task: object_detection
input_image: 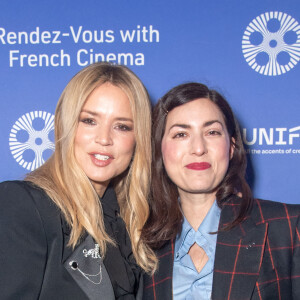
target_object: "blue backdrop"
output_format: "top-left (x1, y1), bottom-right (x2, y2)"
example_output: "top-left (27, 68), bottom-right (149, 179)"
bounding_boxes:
top-left (0, 0), bottom-right (299, 204)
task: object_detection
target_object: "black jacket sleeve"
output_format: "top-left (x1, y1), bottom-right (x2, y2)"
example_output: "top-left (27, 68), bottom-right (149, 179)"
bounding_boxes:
top-left (0, 181), bottom-right (47, 299)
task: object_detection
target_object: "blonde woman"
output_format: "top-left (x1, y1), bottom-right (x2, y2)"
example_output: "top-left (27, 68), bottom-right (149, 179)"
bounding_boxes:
top-left (0, 62), bottom-right (157, 300)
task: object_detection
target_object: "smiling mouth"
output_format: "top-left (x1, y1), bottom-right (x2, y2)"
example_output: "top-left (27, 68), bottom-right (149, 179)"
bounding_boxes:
top-left (94, 154), bottom-right (110, 161)
top-left (185, 162), bottom-right (211, 170)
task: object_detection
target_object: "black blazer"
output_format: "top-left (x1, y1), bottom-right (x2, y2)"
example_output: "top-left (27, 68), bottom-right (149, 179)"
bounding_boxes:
top-left (143, 197), bottom-right (300, 300)
top-left (0, 181), bottom-right (142, 300)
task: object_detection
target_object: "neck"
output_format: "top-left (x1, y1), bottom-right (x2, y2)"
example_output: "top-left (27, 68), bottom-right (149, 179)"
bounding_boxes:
top-left (179, 191), bottom-right (216, 231)
top-left (91, 180), bottom-right (110, 198)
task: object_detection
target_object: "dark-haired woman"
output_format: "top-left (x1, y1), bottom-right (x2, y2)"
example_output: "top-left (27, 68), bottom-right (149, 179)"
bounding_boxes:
top-left (142, 82), bottom-right (300, 300)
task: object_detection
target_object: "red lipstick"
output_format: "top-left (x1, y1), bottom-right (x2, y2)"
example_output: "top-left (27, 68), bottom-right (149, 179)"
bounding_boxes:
top-left (185, 162), bottom-right (211, 170)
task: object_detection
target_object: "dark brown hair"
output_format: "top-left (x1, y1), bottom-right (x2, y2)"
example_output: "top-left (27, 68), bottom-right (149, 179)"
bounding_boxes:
top-left (142, 82), bottom-right (253, 249)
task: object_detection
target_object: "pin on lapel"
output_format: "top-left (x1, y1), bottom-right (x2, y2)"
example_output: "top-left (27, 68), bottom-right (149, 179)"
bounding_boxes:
top-left (83, 243), bottom-right (101, 258)
top-left (68, 243), bottom-right (102, 285)
top-left (245, 242), bottom-right (256, 250)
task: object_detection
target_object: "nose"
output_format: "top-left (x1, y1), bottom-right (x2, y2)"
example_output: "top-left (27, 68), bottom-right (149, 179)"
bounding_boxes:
top-left (191, 135), bottom-right (207, 156)
top-left (95, 127), bottom-right (113, 146)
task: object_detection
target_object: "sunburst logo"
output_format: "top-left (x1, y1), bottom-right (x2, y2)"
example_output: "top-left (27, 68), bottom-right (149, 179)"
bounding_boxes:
top-left (9, 111), bottom-right (55, 171)
top-left (242, 11), bottom-right (300, 76)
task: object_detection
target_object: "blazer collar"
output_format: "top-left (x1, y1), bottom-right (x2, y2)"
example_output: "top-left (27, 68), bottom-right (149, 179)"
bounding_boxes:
top-left (63, 234), bottom-right (115, 300)
top-left (212, 197), bottom-right (268, 300)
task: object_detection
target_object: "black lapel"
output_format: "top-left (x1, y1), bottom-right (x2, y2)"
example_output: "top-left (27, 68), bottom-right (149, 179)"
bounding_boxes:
top-left (63, 234), bottom-right (115, 300)
top-left (212, 198), bottom-right (268, 300)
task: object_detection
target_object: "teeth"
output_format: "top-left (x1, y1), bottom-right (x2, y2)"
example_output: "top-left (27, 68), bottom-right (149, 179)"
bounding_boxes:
top-left (94, 154), bottom-right (110, 161)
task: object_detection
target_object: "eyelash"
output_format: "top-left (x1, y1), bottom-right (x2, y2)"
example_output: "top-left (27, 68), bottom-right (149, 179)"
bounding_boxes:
top-left (81, 118), bottom-right (96, 125)
top-left (172, 130), bottom-right (222, 139)
top-left (173, 132), bottom-right (187, 139)
top-left (207, 130), bottom-right (221, 136)
top-left (80, 118), bottom-right (132, 132)
top-left (116, 124), bottom-right (132, 131)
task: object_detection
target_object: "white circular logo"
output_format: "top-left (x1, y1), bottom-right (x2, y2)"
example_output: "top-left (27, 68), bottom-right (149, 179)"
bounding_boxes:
top-left (9, 111), bottom-right (55, 171)
top-left (242, 11), bottom-right (300, 76)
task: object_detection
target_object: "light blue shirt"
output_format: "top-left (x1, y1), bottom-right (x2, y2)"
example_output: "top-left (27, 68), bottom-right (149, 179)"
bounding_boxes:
top-left (173, 200), bottom-right (221, 300)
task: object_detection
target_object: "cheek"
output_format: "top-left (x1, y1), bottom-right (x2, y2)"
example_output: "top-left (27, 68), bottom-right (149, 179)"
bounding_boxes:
top-left (74, 128), bottom-right (95, 163)
top-left (215, 140), bottom-right (231, 169)
top-left (74, 129), bottom-right (84, 153)
top-left (161, 140), bottom-right (179, 172)
top-left (119, 135), bottom-right (136, 155)
top-left (75, 126), bottom-right (93, 147)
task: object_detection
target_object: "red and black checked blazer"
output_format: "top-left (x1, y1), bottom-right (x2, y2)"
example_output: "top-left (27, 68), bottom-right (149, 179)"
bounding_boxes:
top-left (143, 197), bottom-right (300, 300)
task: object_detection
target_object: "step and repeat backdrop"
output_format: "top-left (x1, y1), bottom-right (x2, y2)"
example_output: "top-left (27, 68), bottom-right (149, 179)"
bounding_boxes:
top-left (0, 0), bottom-right (299, 204)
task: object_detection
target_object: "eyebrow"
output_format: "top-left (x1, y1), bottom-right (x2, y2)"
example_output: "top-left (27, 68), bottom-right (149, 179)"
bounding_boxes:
top-left (80, 109), bottom-right (133, 122)
top-left (168, 120), bottom-right (224, 132)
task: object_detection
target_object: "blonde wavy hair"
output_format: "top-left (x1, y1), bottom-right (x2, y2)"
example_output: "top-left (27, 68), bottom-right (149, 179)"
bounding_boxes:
top-left (26, 62), bottom-right (157, 273)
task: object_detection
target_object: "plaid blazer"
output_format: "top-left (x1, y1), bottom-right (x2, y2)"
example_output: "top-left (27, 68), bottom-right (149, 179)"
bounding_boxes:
top-left (143, 198), bottom-right (300, 300)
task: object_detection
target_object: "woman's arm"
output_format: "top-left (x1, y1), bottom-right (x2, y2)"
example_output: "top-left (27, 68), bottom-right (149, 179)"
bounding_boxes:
top-left (0, 181), bottom-right (47, 299)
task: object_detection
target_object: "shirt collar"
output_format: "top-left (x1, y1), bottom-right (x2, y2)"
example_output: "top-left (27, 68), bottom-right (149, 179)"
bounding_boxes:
top-left (175, 200), bottom-right (221, 254)
top-left (100, 185), bottom-right (120, 219)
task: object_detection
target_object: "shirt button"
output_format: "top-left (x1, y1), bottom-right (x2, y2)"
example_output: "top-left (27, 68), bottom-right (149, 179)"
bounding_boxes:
top-left (176, 252), bottom-right (179, 258)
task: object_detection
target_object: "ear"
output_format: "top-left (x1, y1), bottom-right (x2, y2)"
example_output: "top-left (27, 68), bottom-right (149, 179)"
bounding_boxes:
top-left (230, 137), bottom-right (235, 160)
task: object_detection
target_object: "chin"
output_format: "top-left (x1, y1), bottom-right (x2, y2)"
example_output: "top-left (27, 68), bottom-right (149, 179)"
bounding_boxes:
top-left (86, 172), bottom-right (111, 183)
top-left (183, 184), bottom-right (217, 194)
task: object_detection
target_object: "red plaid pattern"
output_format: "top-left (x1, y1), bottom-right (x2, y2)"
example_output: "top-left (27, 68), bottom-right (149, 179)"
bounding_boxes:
top-left (143, 198), bottom-right (300, 300)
